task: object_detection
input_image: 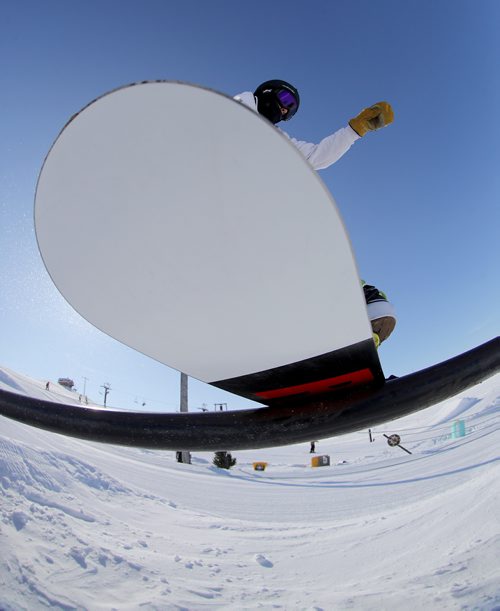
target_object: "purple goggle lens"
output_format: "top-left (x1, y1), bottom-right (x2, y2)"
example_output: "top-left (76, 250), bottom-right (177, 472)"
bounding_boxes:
top-left (276, 90), bottom-right (298, 119)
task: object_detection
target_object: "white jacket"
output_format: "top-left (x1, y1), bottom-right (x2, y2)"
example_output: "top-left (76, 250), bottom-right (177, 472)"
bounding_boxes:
top-left (234, 91), bottom-right (360, 171)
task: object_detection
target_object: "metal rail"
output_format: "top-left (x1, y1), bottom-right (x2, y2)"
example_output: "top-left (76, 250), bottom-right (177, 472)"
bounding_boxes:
top-left (0, 338), bottom-right (498, 451)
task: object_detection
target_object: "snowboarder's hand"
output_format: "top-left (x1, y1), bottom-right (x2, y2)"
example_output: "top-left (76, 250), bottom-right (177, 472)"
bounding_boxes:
top-left (349, 102), bottom-right (394, 137)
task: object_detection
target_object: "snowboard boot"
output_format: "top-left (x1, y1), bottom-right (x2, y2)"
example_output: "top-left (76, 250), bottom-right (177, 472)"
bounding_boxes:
top-left (362, 282), bottom-right (396, 346)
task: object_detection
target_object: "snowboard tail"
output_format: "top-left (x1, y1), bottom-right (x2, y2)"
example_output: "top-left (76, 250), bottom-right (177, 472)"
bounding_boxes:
top-left (212, 338), bottom-right (384, 402)
top-left (34, 81), bottom-right (376, 389)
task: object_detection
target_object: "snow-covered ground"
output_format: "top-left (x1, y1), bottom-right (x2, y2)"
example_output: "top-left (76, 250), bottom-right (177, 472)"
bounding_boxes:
top-left (1, 365), bottom-right (499, 610)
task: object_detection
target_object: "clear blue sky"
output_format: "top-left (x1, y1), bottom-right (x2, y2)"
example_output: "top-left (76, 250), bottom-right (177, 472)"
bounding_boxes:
top-left (1, 0), bottom-right (499, 412)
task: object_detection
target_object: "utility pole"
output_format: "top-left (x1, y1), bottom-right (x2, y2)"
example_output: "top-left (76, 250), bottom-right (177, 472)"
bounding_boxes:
top-left (180, 372), bottom-right (188, 413)
top-left (177, 373), bottom-right (191, 464)
top-left (83, 377), bottom-right (89, 398)
top-left (101, 383), bottom-right (111, 407)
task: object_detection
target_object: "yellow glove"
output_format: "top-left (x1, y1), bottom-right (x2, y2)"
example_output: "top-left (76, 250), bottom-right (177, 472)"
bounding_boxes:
top-left (349, 101), bottom-right (394, 137)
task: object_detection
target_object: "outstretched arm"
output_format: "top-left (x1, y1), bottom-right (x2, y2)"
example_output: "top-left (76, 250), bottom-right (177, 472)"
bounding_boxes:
top-left (281, 101), bottom-right (394, 171)
top-left (281, 126), bottom-right (360, 170)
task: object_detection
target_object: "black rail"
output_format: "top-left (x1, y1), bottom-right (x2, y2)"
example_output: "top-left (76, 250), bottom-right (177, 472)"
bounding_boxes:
top-left (0, 338), bottom-right (498, 451)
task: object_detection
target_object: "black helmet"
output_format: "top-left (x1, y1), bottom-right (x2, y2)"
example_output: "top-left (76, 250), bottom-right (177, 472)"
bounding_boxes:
top-left (253, 79), bottom-right (300, 124)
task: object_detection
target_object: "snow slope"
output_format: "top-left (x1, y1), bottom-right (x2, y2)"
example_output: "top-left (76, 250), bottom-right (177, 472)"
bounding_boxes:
top-left (1, 366), bottom-right (499, 610)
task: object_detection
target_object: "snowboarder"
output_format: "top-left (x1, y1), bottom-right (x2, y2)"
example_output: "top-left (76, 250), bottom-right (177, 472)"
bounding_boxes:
top-left (235, 80), bottom-right (396, 346)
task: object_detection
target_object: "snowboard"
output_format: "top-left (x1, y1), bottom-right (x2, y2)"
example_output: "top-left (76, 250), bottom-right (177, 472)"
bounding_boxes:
top-left (34, 80), bottom-right (383, 403)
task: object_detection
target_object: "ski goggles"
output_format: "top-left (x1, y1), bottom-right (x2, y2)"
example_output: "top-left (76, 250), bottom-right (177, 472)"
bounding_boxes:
top-left (276, 89), bottom-right (298, 120)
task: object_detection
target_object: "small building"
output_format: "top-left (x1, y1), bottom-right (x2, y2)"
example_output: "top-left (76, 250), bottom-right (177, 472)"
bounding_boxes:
top-left (58, 378), bottom-right (75, 390)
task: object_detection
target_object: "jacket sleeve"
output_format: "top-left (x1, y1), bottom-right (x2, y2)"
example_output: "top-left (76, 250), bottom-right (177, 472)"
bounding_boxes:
top-left (280, 126), bottom-right (361, 171)
top-left (233, 91), bottom-right (258, 112)
top-left (234, 92), bottom-right (360, 171)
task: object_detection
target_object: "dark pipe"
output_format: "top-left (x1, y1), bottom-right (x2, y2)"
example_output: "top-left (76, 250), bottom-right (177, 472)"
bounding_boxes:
top-left (0, 338), bottom-right (498, 450)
